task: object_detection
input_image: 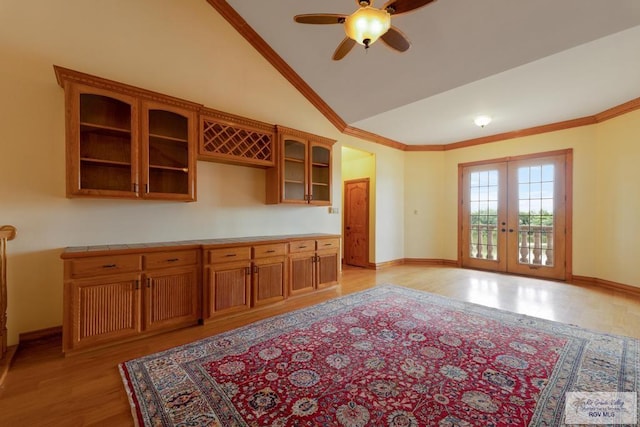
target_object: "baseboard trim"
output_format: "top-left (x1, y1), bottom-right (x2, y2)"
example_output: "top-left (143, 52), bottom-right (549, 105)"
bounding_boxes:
top-left (369, 258), bottom-right (459, 269)
top-left (0, 345), bottom-right (18, 387)
top-left (572, 275), bottom-right (640, 297)
top-left (403, 258), bottom-right (459, 267)
top-left (19, 326), bottom-right (62, 343)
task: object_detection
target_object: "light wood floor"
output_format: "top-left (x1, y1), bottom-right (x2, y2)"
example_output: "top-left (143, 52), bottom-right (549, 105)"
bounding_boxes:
top-left (1, 265), bottom-right (639, 426)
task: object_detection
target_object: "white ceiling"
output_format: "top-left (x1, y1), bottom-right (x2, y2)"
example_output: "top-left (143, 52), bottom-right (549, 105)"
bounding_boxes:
top-left (225, 0), bottom-right (640, 145)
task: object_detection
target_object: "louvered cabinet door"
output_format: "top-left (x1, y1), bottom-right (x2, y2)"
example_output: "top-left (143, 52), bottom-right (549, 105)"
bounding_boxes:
top-left (143, 266), bottom-right (200, 332)
top-left (288, 252), bottom-right (315, 296)
top-left (316, 249), bottom-right (339, 289)
top-left (253, 257), bottom-right (286, 307)
top-left (205, 260), bottom-right (252, 319)
top-left (68, 273), bottom-right (141, 352)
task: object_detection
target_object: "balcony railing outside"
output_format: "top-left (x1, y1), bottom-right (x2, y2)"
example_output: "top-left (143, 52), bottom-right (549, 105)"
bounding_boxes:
top-left (470, 224), bottom-right (553, 266)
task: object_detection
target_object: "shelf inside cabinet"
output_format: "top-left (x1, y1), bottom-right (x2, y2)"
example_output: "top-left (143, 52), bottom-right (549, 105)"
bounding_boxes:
top-left (148, 110), bottom-right (188, 142)
top-left (80, 161), bottom-right (132, 192)
top-left (80, 122), bottom-right (131, 136)
top-left (80, 157), bottom-right (132, 167)
top-left (148, 133), bottom-right (188, 143)
top-left (80, 94), bottom-right (131, 131)
top-left (149, 164), bottom-right (189, 172)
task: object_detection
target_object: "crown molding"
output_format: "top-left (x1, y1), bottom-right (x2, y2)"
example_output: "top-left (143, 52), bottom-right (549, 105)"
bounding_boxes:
top-left (204, 2), bottom-right (640, 153)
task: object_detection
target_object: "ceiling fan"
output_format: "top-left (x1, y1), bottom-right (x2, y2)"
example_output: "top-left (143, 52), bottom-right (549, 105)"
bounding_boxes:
top-left (294, 0), bottom-right (436, 60)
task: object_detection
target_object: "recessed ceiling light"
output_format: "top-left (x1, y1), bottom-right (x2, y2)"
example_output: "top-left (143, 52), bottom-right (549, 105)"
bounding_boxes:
top-left (474, 115), bottom-right (492, 128)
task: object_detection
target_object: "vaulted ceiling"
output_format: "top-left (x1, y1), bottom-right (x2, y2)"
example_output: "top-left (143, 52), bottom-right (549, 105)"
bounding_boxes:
top-left (213, 1), bottom-right (640, 147)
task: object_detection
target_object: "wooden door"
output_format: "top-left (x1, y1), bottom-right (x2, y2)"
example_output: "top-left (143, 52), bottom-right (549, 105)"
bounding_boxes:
top-left (461, 163), bottom-right (508, 272)
top-left (288, 252), bottom-right (315, 295)
top-left (310, 142), bottom-right (332, 205)
top-left (281, 136), bottom-right (309, 204)
top-left (506, 154), bottom-right (567, 280)
top-left (205, 261), bottom-right (251, 318)
top-left (344, 179), bottom-right (370, 267)
top-left (68, 84), bottom-right (139, 198)
top-left (253, 257), bottom-right (286, 306)
top-left (460, 151), bottom-right (569, 280)
top-left (69, 273), bottom-right (141, 350)
top-left (316, 250), bottom-right (339, 289)
top-left (144, 267), bottom-right (199, 332)
top-left (140, 101), bottom-right (196, 201)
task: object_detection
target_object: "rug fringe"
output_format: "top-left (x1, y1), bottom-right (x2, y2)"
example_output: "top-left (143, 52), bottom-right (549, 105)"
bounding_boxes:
top-left (118, 363), bottom-right (141, 427)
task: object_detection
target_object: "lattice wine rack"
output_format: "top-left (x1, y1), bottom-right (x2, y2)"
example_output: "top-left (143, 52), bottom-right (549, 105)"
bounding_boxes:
top-left (199, 108), bottom-right (275, 167)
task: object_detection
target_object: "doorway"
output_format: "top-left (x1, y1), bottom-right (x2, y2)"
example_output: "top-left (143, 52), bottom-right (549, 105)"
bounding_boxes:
top-left (344, 178), bottom-right (370, 267)
top-left (459, 150), bottom-right (572, 280)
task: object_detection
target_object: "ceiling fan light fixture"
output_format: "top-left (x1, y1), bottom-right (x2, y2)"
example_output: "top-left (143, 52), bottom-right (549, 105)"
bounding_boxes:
top-left (344, 6), bottom-right (391, 47)
top-left (474, 115), bottom-right (492, 128)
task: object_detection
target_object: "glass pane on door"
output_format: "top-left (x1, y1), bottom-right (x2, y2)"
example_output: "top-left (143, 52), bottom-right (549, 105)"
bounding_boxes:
top-left (517, 163), bottom-right (555, 266)
top-left (468, 170), bottom-right (499, 260)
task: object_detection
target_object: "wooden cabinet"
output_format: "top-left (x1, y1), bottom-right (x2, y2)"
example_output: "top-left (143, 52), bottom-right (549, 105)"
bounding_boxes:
top-left (54, 66), bottom-right (198, 201)
top-left (266, 126), bottom-right (335, 205)
top-left (288, 238), bottom-right (340, 295)
top-left (63, 249), bottom-right (200, 354)
top-left (204, 243), bottom-right (287, 318)
top-left (204, 247), bottom-right (252, 318)
top-left (252, 243), bottom-right (287, 306)
top-left (199, 107), bottom-right (275, 167)
top-left (143, 251), bottom-right (200, 332)
top-left (62, 235), bottom-right (339, 353)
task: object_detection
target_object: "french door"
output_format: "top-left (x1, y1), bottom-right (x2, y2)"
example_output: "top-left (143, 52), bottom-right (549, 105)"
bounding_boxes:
top-left (460, 151), bottom-right (570, 280)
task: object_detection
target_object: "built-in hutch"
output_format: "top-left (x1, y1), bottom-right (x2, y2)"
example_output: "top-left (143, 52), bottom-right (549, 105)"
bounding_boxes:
top-left (55, 67), bottom-right (341, 354)
top-left (61, 235), bottom-right (340, 354)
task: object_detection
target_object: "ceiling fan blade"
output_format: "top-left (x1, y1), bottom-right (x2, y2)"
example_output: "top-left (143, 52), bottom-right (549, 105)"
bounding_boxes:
top-left (294, 14), bottom-right (346, 24)
top-left (333, 37), bottom-right (356, 61)
top-left (380, 26), bottom-right (411, 52)
top-left (382, 0), bottom-right (436, 15)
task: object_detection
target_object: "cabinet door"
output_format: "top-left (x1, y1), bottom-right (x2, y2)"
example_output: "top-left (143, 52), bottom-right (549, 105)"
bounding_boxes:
top-left (144, 266), bottom-right (200, 332)
top-left (205, 260), bottom-right (251, 318)
top-left (288, 252), bottom-right (315, 296)
top-left (66, 273), bottom-right (141, 352)
top-left (140, 101), bottom-right (196, 201)
top-left (309, 142), bottom-right (332, 205)
top-left (281, 135), bottom-right (309, 204)
top-left (67, 84), bottom-right (139, 198)
top-left (253, 256), bottom-right (286, 306)
top-left (316, 249), bottom-right (340, 289)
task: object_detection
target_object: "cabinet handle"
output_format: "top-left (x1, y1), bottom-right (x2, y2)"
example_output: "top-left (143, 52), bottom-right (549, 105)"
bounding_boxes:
top-left (145, 184), bottom-right (149, 194)
top-left (323, 243), bottom-right (332, 246)
top-left (132, 183), bottom-right (138, 192)
top-left (166, 258), bottom-right (179, 262)
top-left (266, 249), bottom-right (276, 253)
top-left (298, 246), bottom-right (307, 249)
top-left (135, 280), bottom-right (139, 290)
top-left (147, 277), bottom-right (152, 288)
top-left (225, 253), bottom-right (236, 257)
top-left (253, 265), bottom-right (259, 274)
top-left (245, 267), bottom-right (250, 275)
top-left (102, 264), bottom-right (117, 269)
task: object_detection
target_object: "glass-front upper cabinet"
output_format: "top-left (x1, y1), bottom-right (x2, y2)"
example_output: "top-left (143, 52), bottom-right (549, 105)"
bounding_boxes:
top-left (55, 65), bottom-right (198, 201)
top-left (266, 126), bottom-right (335, 205)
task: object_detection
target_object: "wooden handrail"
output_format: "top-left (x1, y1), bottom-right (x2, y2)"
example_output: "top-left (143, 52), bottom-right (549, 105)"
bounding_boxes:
top-left (1, 225), bottom-right (16, 361)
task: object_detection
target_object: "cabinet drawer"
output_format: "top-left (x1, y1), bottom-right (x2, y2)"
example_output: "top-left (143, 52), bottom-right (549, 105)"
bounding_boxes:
top-left (289, 240), bottom-right (315, 253)
top-left (68, 255), bottom-right (142, 278)
top-left (253, 243), bottom-right (287, 259)
top-left (144, 250), bottom-right (198, 270)
top-left (316, 238), bottom-right (340, 251)
top-left (208, 246), bottom-right (252, 264)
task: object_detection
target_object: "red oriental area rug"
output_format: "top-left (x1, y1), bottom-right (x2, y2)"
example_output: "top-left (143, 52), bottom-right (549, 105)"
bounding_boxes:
top-left (120, 285), bottom-right (639, 426)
